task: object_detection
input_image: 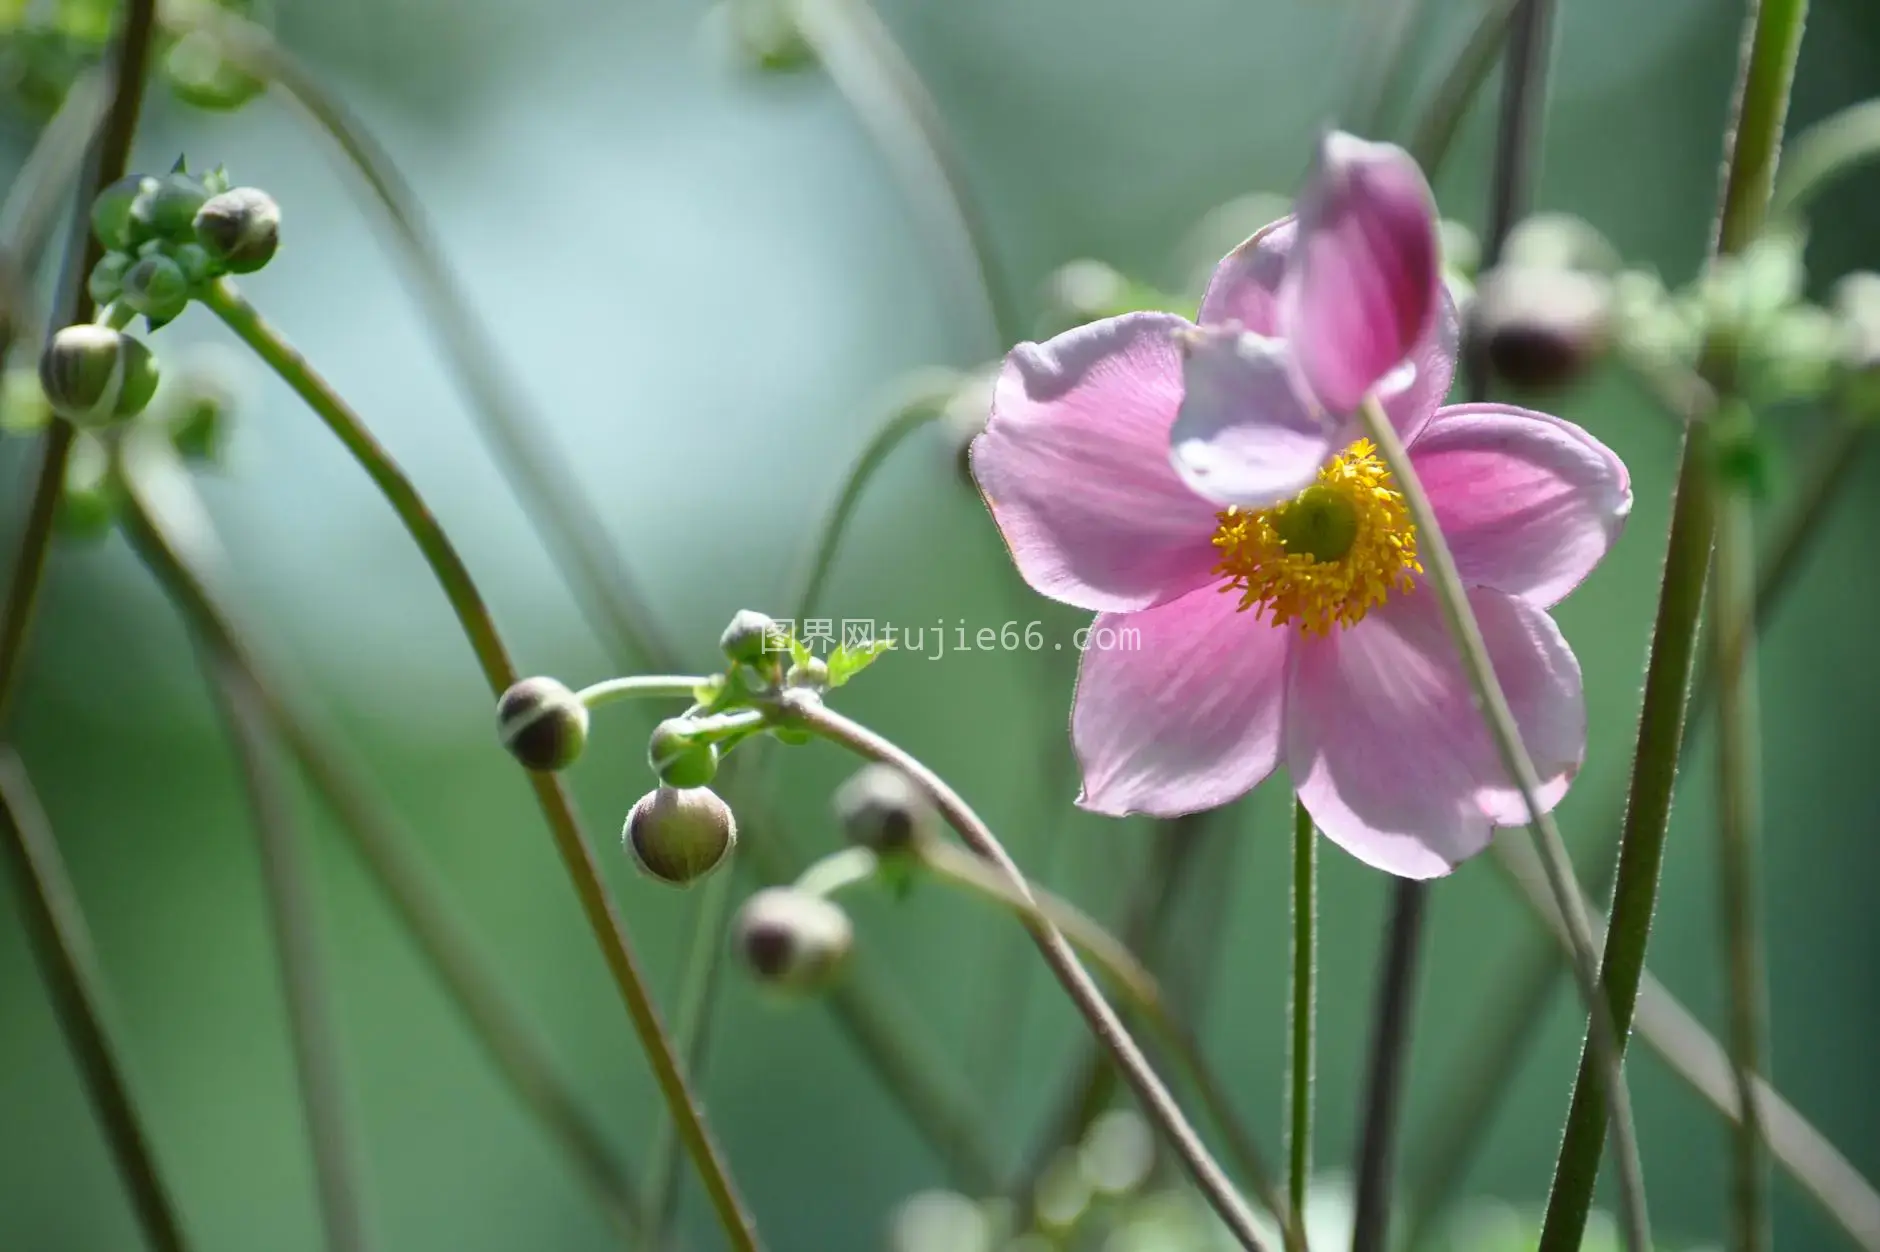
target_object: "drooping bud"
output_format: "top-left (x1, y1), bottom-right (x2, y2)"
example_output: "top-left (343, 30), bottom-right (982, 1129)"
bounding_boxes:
top-left (1282, 131), bottom-right (1441, 415)
top-left (120, 254), bottom-right (191, 325)
top-left (624, 785), bottom-right (738, 886)
top-left (91, 175), bottom-right (146, 251)
top-left (1467, 265), bottom-right (1613, 392)
top-left (193, 187), bottom-right (280, 274)
top-left (37, 325), bottom-right (160, 426)
top-left (719, 609), bottom-right (781, 665)
top-left (130, 171), bottom-right (210, 244)
top-left (833, 764), bottom-right (934, 855)
top-left (496, 676), bottom-right (589, 771)
top-left (649, 718), bottom-right (719, 788)
top-left (733, 887), bottom-right (853, 990)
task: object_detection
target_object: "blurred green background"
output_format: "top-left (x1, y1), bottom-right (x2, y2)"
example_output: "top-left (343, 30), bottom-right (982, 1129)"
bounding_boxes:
top-left (3, 0), bottom-right (1879, 1248)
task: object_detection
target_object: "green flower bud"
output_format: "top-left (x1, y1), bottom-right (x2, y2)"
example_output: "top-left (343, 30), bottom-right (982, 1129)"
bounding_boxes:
top-left (87, 252), bottom-right (132, 306)
top-left (193, 187), bottom-right (280, 273)
top-left (833, 764), bottom-right (934, 855)
top-left (120, 254), bottom-right (191, 325)
top-left (1467, 265), bottom-right (1612, 393)
top-left (0, 369), bottom-right (54, 437)
top-left (496, 677), bottom-right (589, 771)
top-left (171, 242), bottom-right (216, 287)
top-left (55, 431), bottom-right (119, 541)
top-left (1502, 212), bottom-right (1621, 275)
top-left (719, 608), bottom-right (781, 665)
top-left (130, 171), bottom-right (210, 244)
top-left (716, 0), bottom-right (816, 73)
top-left (164, 31), bottom-right (267, 113)
top-left (37, 325), bottom-right (160, 426)
top-left (785, 656), bottom-right (828, 690)
top-left (162, 351), bottom-right (242, 463)
top-left (733, 887), bottom-right (853, 990)
top-left (648, 718), bottom-right (719, 788)
top-left (91, 174), bottom-right (146, 251)
top-left (624, 785), bottom-right (738, 886)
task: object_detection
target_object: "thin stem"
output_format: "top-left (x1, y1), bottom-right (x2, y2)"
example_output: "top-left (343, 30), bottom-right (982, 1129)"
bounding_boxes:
top-left (114, 463), bottom-right (643, 1240)
top-left (1349, 882), bottom-right (1427, 1252)
top-left (789, 0), bottom-right (1020, 349)
top-left (0, 0), bottom-right (157, 726)
top-left (1538, 0), bottom-right (1809, 1243)
top-left (206, 653), bottom-right (372, 1252)
top-left (1358, 394), bottom-right (1651, 1252)
top-left (1713, 427), bottom-right (1770, 1252)
top-left (1406, 0), bottom-right (1524, 173)
top-left (0, 68), bottom-right (109, 358)
top-left (161, 0), bottom-right (680, 673)
top-left (0, 750), bottom-right (189, 1252)
top-left (576, 676), bottom-right (708, 708)
top-left (1769, 96), bottom-right (1880, 220)
top-left (194, 281), bottom-right (760, 1249)
top-left (1286, 800), bottom-right (1315, 1226)
top-left (780, 694), bottom-right (1272, 1252)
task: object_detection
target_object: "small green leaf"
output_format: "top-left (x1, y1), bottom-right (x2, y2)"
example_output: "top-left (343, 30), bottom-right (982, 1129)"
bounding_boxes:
top-left (827, 638), bottom-right (893, 688)
top-left (787, 635), bottom-right (813, 669)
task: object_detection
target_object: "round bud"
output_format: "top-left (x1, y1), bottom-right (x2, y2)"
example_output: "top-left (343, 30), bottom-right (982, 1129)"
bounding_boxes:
top-left (88, 253), bottom-right (132, 307)
top-left (171, 242), bottom-right (216, 287)
top-left (91, 175), bottom-right (147, 251)
top-left (624, 785), bottom-right (738, 886)
top-left (833, 764), bottom-right (934, 855)
top-left (784, 656), bottom-right (828, 690)
top-left (37, 325), bottom-right (160, 426)
top-left (193, 188), bottom-right (280, 274)
top-left (164, 31), bottom-right (268, 112)
top-left (496, 677), bottom-right (589, 771)
top-left (120, 254), bottom-right (191, 324)
top-left (733, 887), bottom-right (853, 990)
top-left (1467, 265), bottom-right (1612, 393)
top-left (719, 609), bottom-right (780, 665)
top-left (648, 718), bottom-right (719, 788)
top-left (131, 172), bottom-right (210, 244)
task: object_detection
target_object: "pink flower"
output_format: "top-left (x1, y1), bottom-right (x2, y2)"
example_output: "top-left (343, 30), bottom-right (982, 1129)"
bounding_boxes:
top-left (969, 134), bottom-right (1630, 878)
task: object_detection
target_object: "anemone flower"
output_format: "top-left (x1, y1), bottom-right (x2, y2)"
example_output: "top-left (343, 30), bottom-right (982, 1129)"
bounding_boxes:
top-left (970, 133), bottom-right (1630, 878)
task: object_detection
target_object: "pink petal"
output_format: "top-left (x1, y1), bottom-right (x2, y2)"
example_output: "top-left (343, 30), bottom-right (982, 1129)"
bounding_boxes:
top-left (1409, 403), bottom-right (1632, 608)
top-left (1168, 324), bottom-right (1337, 507)
top-left (970, 312), bottom-right (1224, 613)
top-left (1201, 214), bottom-right (1456, 446)
top-left (1281, 132), bottom-right (1443, 418)
top-left (1286, 586), bottom-right (1584, 878)
top-left (1072, 585), bottom-right (1292, 817)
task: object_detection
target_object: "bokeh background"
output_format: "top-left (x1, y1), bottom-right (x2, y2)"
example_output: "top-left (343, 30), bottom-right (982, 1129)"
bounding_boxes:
top-left (3, 0), bottom-right (1879, 1248)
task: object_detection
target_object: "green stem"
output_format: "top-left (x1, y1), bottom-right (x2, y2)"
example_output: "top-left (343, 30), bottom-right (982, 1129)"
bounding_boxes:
top-left (1769, 96), bottom-right (1880, 220)
top-left (1357, 395), bottom-right (1651, 1252)
top-left (162, 0), bottom-right (680, 673)
top-left (207, 653), bottom-right (372, 1252)
top-left (195, 280), bottom-right (760, 1251)
top-left (1713, 421), bottom-right (1770, 1252)
top-left (116, 455), bottom-right (644, 1242)
top-left (576, 676), bottom-right (708, 708)
top-left (781, 694), bottom-right (1273, 1252)
top-left (0, 750), bottom-right (189, 1252)
top-left (1537, 0), bottom-right (1808, 1243)
top-left (1286, 800), bottom-right (1315, 1225)
top-left (0, 68), bottom-right (108, 358)
top-left (0, 0), bottom-right (157, 726)
top-left (1407, 0), bottom-right (1525, 172)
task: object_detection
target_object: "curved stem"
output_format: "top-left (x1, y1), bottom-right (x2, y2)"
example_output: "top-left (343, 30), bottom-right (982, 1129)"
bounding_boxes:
top-left (1286, 800), bottom-right (1315, 1227)
top-left (0, 0), bottom-right (157, 726)
top-left (576, 676), bottom-right (708, 708)
top-left (0, 751), bottom-right (189, 1252)
top-left (1768, 93), bottom-right (1880, 221)
top-left (1407, 0), bottom-right (1525, 172)
top-left (161, 0), bottom-right (680, 674)
top-left (0, 68), bottom-right (109, 359)
top-left (781, 694), bottom-right (1272, 1252)
top-left (1358, 394), bottom-right (1651, 1252)
top-left (1538, 0), bottom-right (1808, 1244)
top-left (789, 0), bottom-right (1019, 350)
top-left (194, 280), bottom-right (760, 1250)
top-left (207, 653), bottom-right (372, 1252)
top-left (116, 454), bottom-right (644, 1241)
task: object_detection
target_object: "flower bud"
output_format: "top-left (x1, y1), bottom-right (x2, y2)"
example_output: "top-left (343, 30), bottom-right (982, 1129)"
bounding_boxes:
top-left (624, 785), bottom-right (738, 885)
top-left (496, 676), bottom-right (589, 771)
top-left (55, 432), bottom-right (118, 542)
top-left (38, 325), bottom-right (160, 426)
top-left (719, 609), bottom-right (781, 665)
top-left (733, 887), bottom-right (853, 989)
top-left (833, 764), bottom-right (934, 855)
top-left (87, 253), bottom-right (132, 307)
top-left (784, 656), bottom-right (828, 690)
top-left (120, 254), bottom-right (191, 325)
top-left (163, 351), bottom-right (243, 463)
top-left (164, 31), bottom-right (267, 113)
top-left (648, 718), bottom-right (719, 788)
top-left (1467, 264), bottom-right (1612, 393)
top-left (130, 171), bottom-right (210, 244)
top-left (91, 175), bottom-right (146, 251)
top-left (193, 187), bottom-right (280, 273)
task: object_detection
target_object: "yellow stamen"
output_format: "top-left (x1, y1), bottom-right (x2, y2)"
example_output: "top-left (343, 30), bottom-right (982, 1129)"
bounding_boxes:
top-left (1212, 439), bottom-right (1421, 634)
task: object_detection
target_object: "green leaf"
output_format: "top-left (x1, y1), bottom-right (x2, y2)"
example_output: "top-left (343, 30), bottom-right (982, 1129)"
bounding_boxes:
top-left (826, 638), bottom-right (893, 688)
top-left (786, 635), bottom-right (813, 669)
